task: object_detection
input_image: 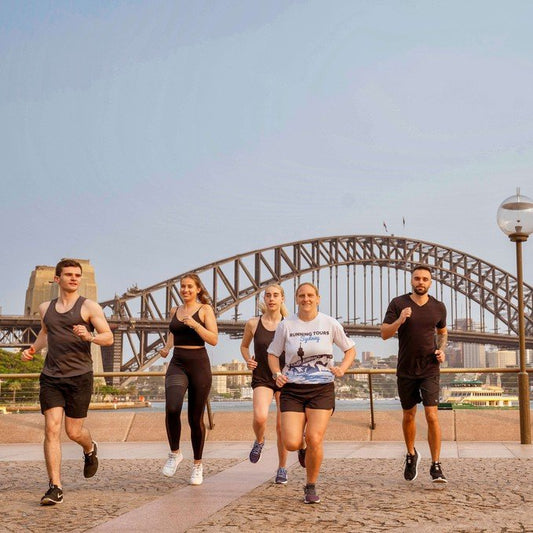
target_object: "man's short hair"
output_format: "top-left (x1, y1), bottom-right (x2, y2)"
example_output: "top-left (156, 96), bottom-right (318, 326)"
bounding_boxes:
top-left (411, 264), bottom-right (432, 276)
top-left (55, 259), bottom-right (83, 277)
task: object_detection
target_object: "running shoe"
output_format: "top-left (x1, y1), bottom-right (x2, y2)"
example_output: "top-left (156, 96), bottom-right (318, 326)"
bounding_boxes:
top-left (249, 440), bottom-right (265, 464)
top-left (83, 441), bottom-right (99, 478)
top-left (190, 463), bottom-right (203, 485)
top-left (162, 451), bottom-right (183, 477)
top-left (430, 461), bottom-right (448, 484)
top-left (40, 482), bottom-right (63, 506)
top-left (403, 448), bottom-right (421, 482)
top-left (298, 447), bottom-right (306, 468)
top-left (275, 467), bottom-right (288, 484)
top-left (303, 483), bottom-right (320, 504)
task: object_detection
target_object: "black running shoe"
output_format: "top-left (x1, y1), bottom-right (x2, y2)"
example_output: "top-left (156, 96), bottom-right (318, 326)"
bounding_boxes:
top-left (430, 461), bottom-right (448, 484)
top-left (298, 447), bottom-right (306, 468)
top-left (303, 483), bottom-right (320, 504)
top-left (40, 482), bottom-right (63, 506)
top-left (84, 441), bottom-right (99, 478)
top-left (404, 448), bottom-right (420, 481)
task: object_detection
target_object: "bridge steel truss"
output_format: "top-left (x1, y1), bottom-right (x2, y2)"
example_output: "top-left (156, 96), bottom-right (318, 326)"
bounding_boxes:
top-left (1, 235), bottom-right (531, 372)
top-left (91, 235), bottom-right (532, 372)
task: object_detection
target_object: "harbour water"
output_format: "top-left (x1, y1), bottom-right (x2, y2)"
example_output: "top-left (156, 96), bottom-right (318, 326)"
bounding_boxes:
top-left (133, 398), bottom-right (403, 413)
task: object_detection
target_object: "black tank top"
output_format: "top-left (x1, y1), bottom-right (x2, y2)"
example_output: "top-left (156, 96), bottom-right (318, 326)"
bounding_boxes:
top-left (169, 308), bottom-right (206, 346)
top-left (252, 316), bottom-right (285, 382)
top-left (42, 296), bottom-right (94, 377)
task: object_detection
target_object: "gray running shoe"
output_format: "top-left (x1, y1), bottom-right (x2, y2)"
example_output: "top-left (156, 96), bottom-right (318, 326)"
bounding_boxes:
top-left (249, 440), bottom-right (265, 463)
top-left (303, 483), bottom-right (320, 504)
top-left (275, 467), bottom-right (288, 484)
top-left (404, 448), bottom-right (421, 481)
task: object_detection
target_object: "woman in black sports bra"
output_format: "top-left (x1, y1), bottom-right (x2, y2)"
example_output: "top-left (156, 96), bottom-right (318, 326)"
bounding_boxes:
top-left (240, 284), bottom-right (289, 484)
top-left (159, 274), bottom-right (218, 485)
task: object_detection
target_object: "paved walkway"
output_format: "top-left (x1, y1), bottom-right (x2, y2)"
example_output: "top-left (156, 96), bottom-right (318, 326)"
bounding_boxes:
top-left (1, 441), bottom-right (532, 532)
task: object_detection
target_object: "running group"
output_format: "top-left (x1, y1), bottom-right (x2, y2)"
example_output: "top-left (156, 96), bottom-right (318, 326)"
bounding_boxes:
top-left (22, 260), bottom-right (447, 506)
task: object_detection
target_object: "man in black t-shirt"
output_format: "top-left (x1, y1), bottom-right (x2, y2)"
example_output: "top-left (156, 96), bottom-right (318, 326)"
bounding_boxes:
top-left (381, 265), bottom-right (448, 484)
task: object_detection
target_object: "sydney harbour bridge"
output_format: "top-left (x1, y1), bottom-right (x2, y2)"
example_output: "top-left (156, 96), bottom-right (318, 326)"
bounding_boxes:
top-left (1, 235), bottom-right (532, 372)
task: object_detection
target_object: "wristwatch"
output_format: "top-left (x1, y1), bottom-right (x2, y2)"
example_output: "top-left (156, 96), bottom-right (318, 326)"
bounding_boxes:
top-left (272, 372), bottom-right (282, 380)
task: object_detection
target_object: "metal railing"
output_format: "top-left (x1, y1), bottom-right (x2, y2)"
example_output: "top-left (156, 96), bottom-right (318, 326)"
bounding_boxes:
top-left (1, 367), bottom-right (531, 432)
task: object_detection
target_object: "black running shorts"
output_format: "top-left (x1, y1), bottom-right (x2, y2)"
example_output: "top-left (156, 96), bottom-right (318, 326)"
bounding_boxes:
top-left (39, 371), bottom-right (94, 418)
top-left (397, 375), bottom-right (440, 410)
top-left (280, 382), bottom-right (335, 412)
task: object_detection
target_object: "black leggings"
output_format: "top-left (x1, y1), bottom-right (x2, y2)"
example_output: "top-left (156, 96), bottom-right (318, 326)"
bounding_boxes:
top-left (165, 347), bottom-right (212, 460)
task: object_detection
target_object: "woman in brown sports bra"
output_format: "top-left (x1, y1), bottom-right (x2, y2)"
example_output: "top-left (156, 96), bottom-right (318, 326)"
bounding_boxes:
top-left (240, 284), bottom-right (289, 484)
top-left (159, 274), bottom-right (218, 485)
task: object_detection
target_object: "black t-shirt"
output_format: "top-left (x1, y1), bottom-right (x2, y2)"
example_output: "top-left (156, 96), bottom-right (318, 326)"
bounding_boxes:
top-left (383, 293), bottom-right (447, 378)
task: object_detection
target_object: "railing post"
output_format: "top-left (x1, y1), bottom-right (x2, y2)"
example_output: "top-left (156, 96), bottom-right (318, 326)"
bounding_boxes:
top-left (368, 373), bottom-right (376, 430)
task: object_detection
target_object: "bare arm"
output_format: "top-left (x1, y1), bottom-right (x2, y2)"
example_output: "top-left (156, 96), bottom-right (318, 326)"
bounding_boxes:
top-left (268, 353), bottom-right (288, 387)
top-left (240, 318), bottom-right (258, 370)
top-left (188, 305), bottom-right (218, 346)
top-left (21, 303), bottom-right (49, 361)
top-left (380, 307), bottom-right (412, 340)
top-left (435, 327), bottom-right (448, 363)
top-left (75, 300), bottom-right (114, 346)
top-left (159, 308), bottom-right (177, 358)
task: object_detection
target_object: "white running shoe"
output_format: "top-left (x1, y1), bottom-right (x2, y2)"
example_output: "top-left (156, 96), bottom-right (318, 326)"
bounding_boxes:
top-left (190, 463), bottom-right (203, 485)
top-left (162, 451), bottom-right (183, 477)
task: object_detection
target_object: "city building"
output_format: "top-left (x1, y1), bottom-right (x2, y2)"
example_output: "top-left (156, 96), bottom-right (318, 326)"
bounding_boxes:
top-left (211, 364), bottom-right (228, 394)
top-left (486, 350), bottom-right (517, 368)
top-left (223, 359), bottom-right (250, 388)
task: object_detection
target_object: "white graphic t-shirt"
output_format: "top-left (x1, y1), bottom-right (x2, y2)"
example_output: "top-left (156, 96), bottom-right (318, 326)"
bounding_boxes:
top-left (268, 312), bottom-right (355, 384)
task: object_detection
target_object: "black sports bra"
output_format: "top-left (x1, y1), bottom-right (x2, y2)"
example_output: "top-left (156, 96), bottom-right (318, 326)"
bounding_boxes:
top-left (169, 308), bottom-right (205, 346)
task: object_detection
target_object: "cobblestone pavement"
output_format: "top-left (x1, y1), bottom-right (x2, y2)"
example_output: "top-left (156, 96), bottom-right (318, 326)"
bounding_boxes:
top-left (0, 459), bottom-right (238, 532)
top-left (1, 457), bottom-right (531, 532)
top-left (188, 458), bottom-right (533, 533)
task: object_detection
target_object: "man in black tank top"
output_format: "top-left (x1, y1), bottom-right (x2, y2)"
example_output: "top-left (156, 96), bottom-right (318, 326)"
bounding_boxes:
top-left (22, 259), bottom-right (113, 505)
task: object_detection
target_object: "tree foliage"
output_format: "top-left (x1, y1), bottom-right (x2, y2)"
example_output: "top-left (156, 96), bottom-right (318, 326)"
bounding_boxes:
top-left (0, 348), bottom-right (44, 374)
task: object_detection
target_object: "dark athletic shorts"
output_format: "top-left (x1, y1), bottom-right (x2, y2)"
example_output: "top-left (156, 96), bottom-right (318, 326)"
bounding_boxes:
top-left (397, 375), bottom-right (440, 410)
top-left (280, 382), bottom-right (335, 413)
top-left (251, 377), bottom-right (282, 393)
top-left (39, 371), bottom-right (94, 418)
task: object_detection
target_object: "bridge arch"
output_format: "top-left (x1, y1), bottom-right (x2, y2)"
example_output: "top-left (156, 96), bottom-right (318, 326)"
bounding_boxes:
top-left (100, 235), bottom-right (532, 371)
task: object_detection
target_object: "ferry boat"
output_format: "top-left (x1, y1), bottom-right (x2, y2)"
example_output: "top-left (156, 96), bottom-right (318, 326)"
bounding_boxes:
top-left (440, 379), bottom-right (518, 409)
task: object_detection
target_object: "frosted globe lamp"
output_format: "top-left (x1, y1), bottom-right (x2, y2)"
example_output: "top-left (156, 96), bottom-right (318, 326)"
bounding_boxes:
top-left (497, 188), bottom-right (533, 241)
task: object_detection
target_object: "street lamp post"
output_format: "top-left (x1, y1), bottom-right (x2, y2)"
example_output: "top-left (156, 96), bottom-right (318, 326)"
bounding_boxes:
top-left (497, 187), bottom-right (533, 445)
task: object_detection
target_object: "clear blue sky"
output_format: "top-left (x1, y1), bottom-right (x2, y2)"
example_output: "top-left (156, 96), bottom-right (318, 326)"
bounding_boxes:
top-left (1, 1), bottom-right (532, 362)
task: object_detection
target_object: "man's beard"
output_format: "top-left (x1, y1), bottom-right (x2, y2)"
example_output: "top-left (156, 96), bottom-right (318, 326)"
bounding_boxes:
top-left (413, 285), bottom-right (428, 295)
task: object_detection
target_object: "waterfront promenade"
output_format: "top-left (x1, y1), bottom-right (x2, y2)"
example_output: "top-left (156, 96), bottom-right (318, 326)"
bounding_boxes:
top-left (1, 411), bottom-right (532, 532)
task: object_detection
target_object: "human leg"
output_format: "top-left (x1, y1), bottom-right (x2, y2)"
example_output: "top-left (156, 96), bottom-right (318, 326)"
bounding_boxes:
top-left (164, 368), bottom-right (188, 453)
top-left (43, 407), bottom-right (64, 487)
top-left (274, 391), bottom-right (288, 468)
top-left (302, 408), bottom-right (331, 485)
top-left (280, 411), bottom-right (306, 451)
top-left (186, 357), bottom-right (212, 463)
top-left (424, 405), bottom-right (441, 461)
top-left (252, 386), bottom-right (274, 443)
top-left (64, 416), bottom-right (93, 452)
top-left (402, 405), bottom-right (417, 454)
